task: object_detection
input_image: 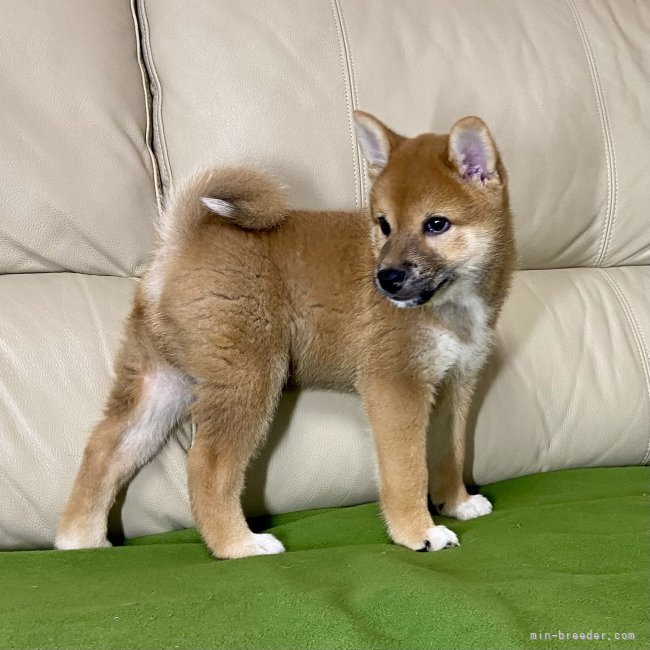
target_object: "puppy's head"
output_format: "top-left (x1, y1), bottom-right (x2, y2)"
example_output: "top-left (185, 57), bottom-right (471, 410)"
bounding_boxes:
top-left (354, 111), bottom-right (511, 308)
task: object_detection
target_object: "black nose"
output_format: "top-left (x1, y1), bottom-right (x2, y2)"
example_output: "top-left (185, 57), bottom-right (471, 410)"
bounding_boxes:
top-left (377, 267), bottom-right (406, 294)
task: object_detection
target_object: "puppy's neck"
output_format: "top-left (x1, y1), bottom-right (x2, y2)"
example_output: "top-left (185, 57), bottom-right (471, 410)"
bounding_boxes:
top-left (426, 279), bottom-right (491, 343)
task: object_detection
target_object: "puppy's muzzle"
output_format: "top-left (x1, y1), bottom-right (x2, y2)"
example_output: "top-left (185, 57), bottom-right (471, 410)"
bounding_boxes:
top-left (375, 265), bottom-right (454, 307)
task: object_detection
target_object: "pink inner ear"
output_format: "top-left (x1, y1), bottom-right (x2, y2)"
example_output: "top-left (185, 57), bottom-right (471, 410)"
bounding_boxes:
top-left (455, 131), bottom-right (495, 182)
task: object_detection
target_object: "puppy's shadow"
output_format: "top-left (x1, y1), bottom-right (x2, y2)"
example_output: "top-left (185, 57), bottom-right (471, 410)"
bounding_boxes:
top-left (107, 487), bottom-right (127, 545)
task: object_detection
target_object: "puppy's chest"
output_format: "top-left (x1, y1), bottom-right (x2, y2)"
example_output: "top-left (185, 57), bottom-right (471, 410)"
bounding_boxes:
top-left (414, 296), bottom-right (492, 383)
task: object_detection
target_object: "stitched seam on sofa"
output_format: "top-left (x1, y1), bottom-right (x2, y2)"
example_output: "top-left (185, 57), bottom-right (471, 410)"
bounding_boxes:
top-left (567, 0), bottom-right (618, 268)
top-left (137, 0), bottom-right (174, 199)
top-left (336, 0), bottom-right (367, 207)
top-left (138, 0), bottom-right (172, 192)
top-left (597, 268), bottom-right (650, 464)
top-left (131, 0), bottom-right (163, 219)
top-left (330, 0), bottom-right (361, 209)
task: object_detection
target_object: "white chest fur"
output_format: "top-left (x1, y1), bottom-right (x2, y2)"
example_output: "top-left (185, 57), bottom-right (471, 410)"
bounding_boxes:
top-left (416, 291), bottom-right (493, 385)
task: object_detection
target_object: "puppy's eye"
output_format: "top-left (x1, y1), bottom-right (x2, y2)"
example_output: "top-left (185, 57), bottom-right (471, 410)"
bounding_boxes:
top-left (423, 215), bottom-right (450, 235)
top-left (377, 215), bottom-right (391, 236)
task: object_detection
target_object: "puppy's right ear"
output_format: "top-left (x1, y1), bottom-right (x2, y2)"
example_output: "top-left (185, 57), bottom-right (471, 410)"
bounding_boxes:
top-left (353, 111), bottom-right (403, 180)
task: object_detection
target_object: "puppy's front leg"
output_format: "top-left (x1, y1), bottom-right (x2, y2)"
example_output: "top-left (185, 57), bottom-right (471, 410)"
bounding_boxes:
top-left (429, 373), bottom-right (492, 520)
top-left (360, 374), bottom-right (459, 552)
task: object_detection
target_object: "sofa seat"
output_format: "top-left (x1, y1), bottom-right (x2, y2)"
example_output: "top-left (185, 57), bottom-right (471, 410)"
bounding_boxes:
top-left (2, 467), bottom-right (647, 649)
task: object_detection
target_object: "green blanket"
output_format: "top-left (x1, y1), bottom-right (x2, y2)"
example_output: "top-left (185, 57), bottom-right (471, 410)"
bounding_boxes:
top-left (3, 468), bottom-right (648, 650)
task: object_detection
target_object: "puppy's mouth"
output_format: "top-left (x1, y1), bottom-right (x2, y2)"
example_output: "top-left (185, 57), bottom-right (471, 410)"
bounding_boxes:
top-left (382, 275), bottom-right (454, 309)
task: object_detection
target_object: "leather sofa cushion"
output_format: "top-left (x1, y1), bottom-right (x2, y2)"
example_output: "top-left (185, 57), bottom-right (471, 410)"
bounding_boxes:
top-left (0, 0), bottom-right (158, 275)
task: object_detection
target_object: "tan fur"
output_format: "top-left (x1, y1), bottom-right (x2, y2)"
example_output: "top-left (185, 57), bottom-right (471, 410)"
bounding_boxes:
top-left (57, 112), bottom-right (515, 558)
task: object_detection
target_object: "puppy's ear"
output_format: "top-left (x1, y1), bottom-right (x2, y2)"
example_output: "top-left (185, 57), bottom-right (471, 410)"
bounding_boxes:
top-left (353, 111), bottom-right (403, 180)
top-left (449, 117), bottom-right (501, 186)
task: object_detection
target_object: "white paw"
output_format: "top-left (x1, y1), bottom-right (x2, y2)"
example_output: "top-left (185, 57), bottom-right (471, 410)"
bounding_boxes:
top-left (442, 494), bottom-right (493, 521)
top-left (216, 532), bottom-right (285, 559)
top-left (423, 525), bottom-right (459, 551)
top-left (251, 533), bottom-right (285, 555)
top-left (55, 530), bottom-right (112, 550)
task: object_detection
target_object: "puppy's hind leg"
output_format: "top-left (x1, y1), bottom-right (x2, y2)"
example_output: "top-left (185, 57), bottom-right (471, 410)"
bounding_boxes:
top-left (56, 358), bottom-right (192, 550)
top-left (187, 355), bottom-right (287, 560)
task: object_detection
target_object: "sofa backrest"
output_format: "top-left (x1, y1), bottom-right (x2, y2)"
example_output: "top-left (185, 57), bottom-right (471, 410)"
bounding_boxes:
top-left (141, 0), bottom-right (650, 271)
top-left (0, 0), bottom-right (158, 276)
top-left (2, 0), bottom-right (648, 277)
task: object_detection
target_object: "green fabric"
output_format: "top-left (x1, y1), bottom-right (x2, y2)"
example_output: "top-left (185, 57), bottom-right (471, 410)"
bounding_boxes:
top-left (2, 467), bottom-right (648, 650)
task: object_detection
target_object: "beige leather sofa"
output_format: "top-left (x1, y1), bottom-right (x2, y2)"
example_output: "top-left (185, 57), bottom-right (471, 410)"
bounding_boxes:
top-left (1, 0), bottom-right (648, 550)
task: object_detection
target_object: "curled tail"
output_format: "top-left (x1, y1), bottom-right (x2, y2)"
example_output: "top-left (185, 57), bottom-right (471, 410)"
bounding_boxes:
top-left (161, 166), bottom-right (287, 243)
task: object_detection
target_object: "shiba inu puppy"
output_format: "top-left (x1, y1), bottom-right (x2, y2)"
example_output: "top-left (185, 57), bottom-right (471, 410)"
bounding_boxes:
top-left (56, 112), bottom-right (515, 558)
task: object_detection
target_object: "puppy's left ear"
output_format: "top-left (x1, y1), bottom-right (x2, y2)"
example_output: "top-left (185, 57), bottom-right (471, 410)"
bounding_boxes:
top-left (449, 117), bottom-right (501, 187)
top-left (353, 111), bottom-right (403, 180)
